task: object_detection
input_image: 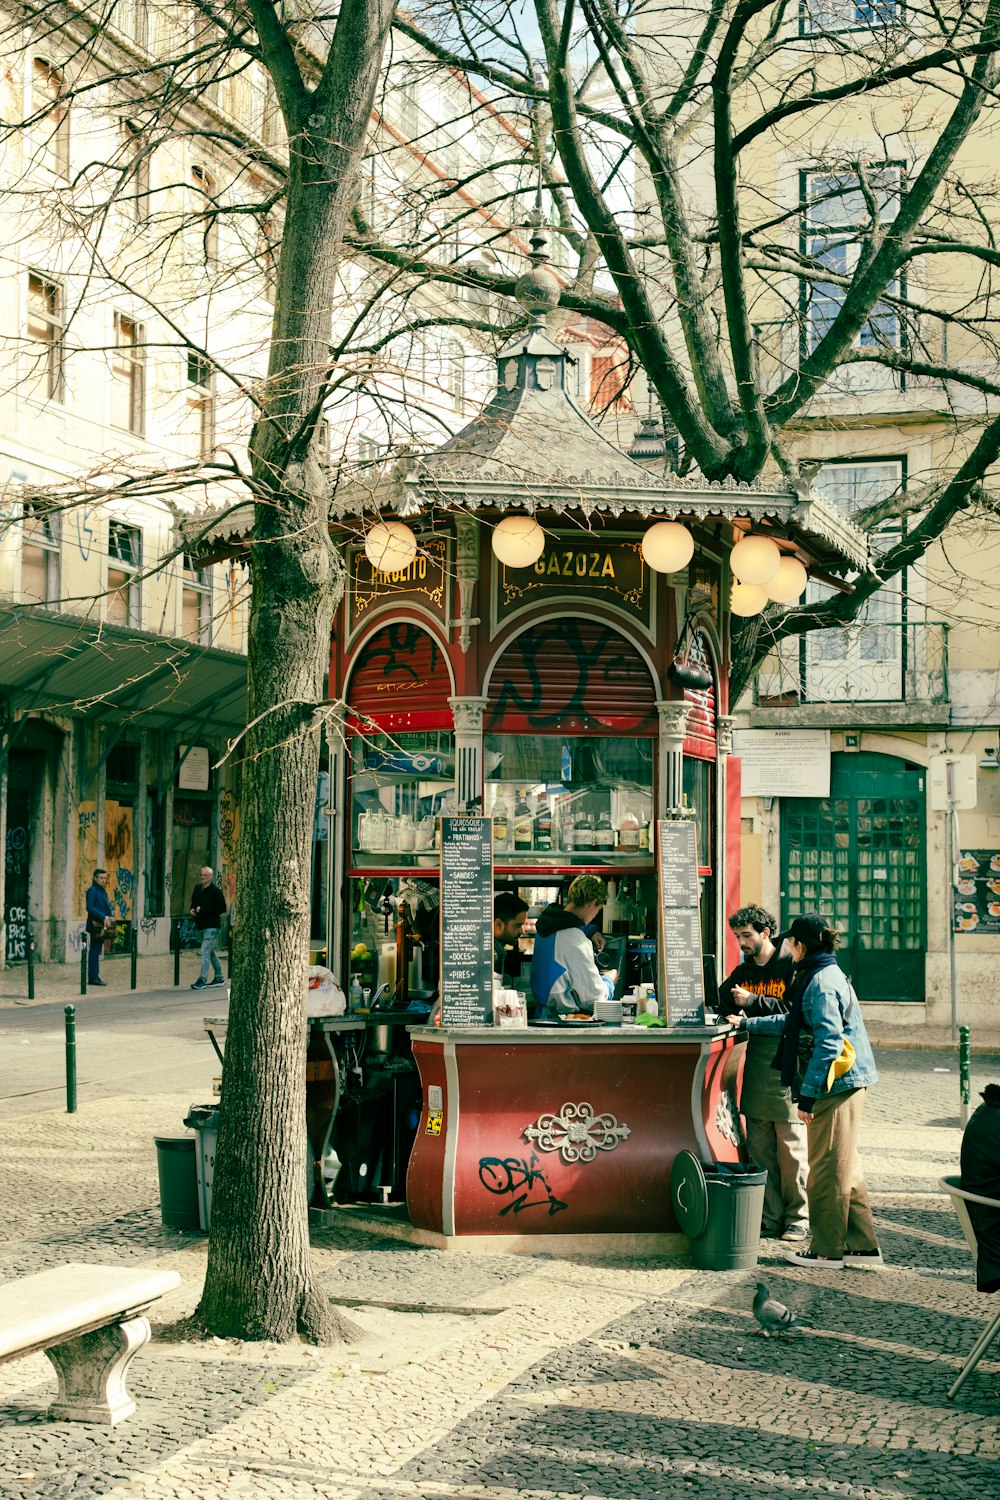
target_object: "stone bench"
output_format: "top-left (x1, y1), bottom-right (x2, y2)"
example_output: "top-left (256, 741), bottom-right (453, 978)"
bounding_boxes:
top-left (0, 1262), bottom-right (181, 1425)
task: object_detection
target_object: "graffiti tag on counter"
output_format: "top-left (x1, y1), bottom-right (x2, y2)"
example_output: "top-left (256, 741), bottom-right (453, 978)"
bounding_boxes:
top-left (478, 1154), bottom-right (568, 1218)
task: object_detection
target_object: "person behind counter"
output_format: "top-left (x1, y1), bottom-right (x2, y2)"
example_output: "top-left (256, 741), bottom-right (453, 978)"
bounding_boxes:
top-left (494, 892), bottom-right (529, 976)
top-left (531, 874), bottom-right (617, 1018)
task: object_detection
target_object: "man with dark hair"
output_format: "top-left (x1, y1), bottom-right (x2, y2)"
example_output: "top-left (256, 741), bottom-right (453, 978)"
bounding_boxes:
top-left (494, 892), bottom-right (529, 975)
top-left (720, 903), bottom-right (808, 1242)
top-left (531, 875), bottom-right (617, 1018)
top-left (84, 868), bottom-right (114, 987)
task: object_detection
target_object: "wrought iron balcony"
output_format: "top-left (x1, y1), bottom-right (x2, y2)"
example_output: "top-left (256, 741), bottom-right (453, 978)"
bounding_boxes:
top-left (754, 620), bottom-right (949, 707)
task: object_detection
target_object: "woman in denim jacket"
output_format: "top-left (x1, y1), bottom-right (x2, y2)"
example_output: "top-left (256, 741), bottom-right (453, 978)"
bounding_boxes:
top-left (734, 912), bottom-right (882, 1270)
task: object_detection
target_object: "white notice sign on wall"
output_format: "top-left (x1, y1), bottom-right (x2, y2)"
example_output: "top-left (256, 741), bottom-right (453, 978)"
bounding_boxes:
top-left (733, 729), bottom-right (831, 799)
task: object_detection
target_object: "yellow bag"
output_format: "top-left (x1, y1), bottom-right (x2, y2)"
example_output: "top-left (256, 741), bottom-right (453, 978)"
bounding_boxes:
top-left (825, 1037), bottom-right (856, 1092)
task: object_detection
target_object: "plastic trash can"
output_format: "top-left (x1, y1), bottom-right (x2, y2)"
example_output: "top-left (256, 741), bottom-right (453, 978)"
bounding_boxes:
top-left (183, 1105), bottom-right (220, 1231)
top-left (671, 1150), bottom-right (767, 1271)
top-left (154, 1135), bottom-right (201, 1231)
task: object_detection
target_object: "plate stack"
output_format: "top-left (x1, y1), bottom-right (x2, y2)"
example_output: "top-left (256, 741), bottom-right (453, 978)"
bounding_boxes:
top-left (594, 998), bottom-right (623, 1025)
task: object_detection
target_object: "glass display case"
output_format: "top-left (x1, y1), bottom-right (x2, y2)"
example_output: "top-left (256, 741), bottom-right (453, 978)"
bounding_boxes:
top-left (349, 731), bottom-right (454, 871)
top-left (485, 734), bottom-right (654, 868)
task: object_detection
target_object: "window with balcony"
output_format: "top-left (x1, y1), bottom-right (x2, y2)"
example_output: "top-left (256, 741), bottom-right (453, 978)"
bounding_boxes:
top-left (31, 58), bottom-right (70, 177)
top-left (107, 521), bottom-right (142, 628)
top-left (21, 498), bottom-right (60, 606)
top-left (115, 0), bottom-right (150, 51)
top-left (800, 0), bottom-right (899, 35)
top-left (26, 272), bottom-right (65, 402)
top-left (444, 339), bottom-right (465, 408)
top-left (119, 123), bottom-right (151, 225)
top-left (802, 167), bottom-right (902, 356)
top-left (180, 554), bottom-right (212, 644)
top-left (111, 313), bottom-right (145, 434)
top-left (190, 164), bottom-right (219, 267)
top-left (187, 352), bottom-right (216, 459)
top-left (806, 460), bottom-right (907, 700)
top-left (257, 211), bottom-right (279, 302)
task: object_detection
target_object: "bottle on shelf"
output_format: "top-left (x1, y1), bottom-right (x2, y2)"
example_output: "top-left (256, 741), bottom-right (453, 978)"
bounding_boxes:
top-left (535, 790), bottom-right (553, 853)
top-left (619, 805), bottom-right (640, 852)
top-left (575, 807), bottom-right (594, 854)
top-left (559, 798), bottom-right (575, 852)
top-left (492, 786), bottom-right (510, 850)
top-left (595, 806), bottom-right (615, 853)
top-left (513, 788), bottom-right (533, 852)
top-left (638, 811), bottom-right (651, 852)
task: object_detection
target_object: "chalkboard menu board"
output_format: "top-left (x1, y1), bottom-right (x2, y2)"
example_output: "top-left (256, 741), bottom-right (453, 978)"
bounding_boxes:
top-left (440, 816), bottom-right (494, 1027)
top-left (657, 818), bottom-right (705, 1025)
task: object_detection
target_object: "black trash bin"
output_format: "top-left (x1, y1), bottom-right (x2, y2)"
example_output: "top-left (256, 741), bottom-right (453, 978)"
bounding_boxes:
top-left (154, 1134), bottom-right (201, 1231)
top-left (671, 1150), bottom-right (767, 1270)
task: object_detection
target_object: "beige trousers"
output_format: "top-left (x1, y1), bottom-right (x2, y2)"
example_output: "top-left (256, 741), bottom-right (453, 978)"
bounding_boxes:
top-left (806, 1087), bottom-right (879, 1258)
top-left (746, 1116), bottom-right (809, 1233)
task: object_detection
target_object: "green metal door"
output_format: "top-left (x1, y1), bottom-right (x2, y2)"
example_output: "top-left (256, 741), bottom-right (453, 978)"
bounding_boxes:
top-left (780, 752), bottom-right (926, 1001)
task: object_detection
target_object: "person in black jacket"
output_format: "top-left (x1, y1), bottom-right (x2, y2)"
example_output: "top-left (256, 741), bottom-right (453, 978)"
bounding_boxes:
top-left (960, 1083), bottom-right (1000, 1292)
top-left (719, 904), bottom-right (807, 1242)
top-left (84, 868), bottom-right (114, 987)
top-left (189, 865), bottom-right (227, 990)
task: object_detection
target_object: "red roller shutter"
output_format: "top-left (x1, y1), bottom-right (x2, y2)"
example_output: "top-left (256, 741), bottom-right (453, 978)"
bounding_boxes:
top-left (487, 617), bottom-right (657, 733)
top-left (346, 622), bottom-right (452, 730)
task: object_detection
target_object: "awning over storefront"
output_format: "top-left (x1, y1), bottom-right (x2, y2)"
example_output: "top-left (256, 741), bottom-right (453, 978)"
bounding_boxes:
top-left (0, 607), bottom-right (248, 741)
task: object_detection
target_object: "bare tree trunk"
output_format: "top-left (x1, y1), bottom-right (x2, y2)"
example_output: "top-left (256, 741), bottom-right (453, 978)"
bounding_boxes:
top-left (198, 0), bottom-right (396, 1343)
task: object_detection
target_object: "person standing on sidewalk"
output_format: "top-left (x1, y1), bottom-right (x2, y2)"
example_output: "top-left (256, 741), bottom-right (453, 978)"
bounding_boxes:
top-left (84, 868), bottom-right (114, 987)
top-left (189, 866), bottom-right (227, 991)
top-left (736, 912), bottom-right (882, 1270)
top-left (719, 905), bottom-right (809, 1244)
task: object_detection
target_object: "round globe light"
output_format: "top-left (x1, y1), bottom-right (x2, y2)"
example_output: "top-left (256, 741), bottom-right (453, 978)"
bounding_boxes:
top-left (364, 520), bottom-right (417, 574)
top-left (766, 556), bottom-right (808, 603)
top-left (491, 514), bottom-right (546, 569)
top-left (640, 521), bottom-right (695, 574)
top-left (730, 581), bottom-right (768, 618)
top-left (730, 533), bottom-right (781, 586)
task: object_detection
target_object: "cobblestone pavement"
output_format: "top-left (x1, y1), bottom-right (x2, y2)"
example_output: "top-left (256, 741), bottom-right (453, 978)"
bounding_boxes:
top-left (0, 1056), bottom-right (998, 1497)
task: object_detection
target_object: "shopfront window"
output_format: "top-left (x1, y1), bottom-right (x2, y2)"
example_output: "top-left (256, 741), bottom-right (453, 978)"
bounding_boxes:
top-left (485, 734), bottom-right (654, 867)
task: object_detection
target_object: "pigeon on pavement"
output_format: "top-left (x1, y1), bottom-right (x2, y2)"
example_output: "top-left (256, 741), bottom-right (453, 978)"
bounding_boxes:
top-left (752, 1281), bottom-right (809, 1336)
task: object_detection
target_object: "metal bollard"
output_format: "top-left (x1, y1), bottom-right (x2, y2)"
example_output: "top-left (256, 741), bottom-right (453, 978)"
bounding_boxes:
top-left (959, 1025), bottom-right (971, 1129)
top-left (173, 919), bottom-right (181, 987)
top-left (130, 924), bottom-right (138, 989)
top-left (65, 1005), bottom-right (77, 1114)
top-left (80, 934), bottom-right (88, 995)
top-left (27, 932), bottom-right (35, 1001)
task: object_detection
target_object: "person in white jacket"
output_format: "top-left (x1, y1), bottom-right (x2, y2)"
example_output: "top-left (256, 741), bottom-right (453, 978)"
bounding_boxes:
top-left (531, 875), bottom-right (617, 1018)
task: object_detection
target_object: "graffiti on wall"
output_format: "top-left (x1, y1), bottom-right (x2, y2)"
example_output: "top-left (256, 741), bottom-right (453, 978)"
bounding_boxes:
top-left (76, 802), bottom-right (98, 917)
top-left (219, 788), bottom-right (239, 910)
top-left (104, 801), bottom-right (134, 920)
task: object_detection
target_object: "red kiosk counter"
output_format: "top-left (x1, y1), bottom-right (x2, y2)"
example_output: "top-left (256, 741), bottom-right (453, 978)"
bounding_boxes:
top-left (405, 1022), bottom-right (746, 1240)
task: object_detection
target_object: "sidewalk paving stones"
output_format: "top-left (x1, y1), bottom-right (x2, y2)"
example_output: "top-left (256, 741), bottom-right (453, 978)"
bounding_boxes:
top-left (0, 1023), bottom-right (998, 1498)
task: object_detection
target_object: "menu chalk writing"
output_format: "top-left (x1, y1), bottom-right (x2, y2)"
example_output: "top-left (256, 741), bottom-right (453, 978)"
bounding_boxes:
top-left (657, 819), bottom-right (705, 1025)
top-left (440, 816), bottom-right (494, 1027)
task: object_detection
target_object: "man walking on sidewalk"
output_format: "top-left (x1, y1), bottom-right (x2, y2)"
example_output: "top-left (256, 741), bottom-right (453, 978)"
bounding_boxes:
top-left (190, 866), bottom-right (227, 991)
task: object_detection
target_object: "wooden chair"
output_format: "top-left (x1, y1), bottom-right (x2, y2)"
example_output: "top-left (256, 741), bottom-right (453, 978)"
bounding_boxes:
top-left (939, 1174), bottom-right (1000, 1399)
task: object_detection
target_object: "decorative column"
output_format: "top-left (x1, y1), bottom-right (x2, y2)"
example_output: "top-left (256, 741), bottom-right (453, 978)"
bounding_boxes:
top-left (714, 713), bottom-right (736, 952)
top-left (657, 699), bottom-right (692, 814)
top-left (324, 707), bottom-right (348, 976)
top-left (451, 514), bottom-right (480, 654)
top-left (449, 696), bottom-right (488, 812)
